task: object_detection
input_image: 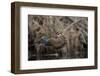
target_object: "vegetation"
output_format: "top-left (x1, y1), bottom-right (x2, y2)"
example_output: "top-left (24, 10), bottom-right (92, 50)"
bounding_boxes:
top-left (28, 15), bottom-right (88, 60)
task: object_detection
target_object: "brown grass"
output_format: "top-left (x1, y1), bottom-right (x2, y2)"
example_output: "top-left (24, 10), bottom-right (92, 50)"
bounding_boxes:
top-left (28, 15), bottom-right (88, 60)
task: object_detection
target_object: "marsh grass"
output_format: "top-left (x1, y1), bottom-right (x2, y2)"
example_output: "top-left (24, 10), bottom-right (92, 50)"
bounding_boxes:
top-left (28, 15), bottom-right (88, 60)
